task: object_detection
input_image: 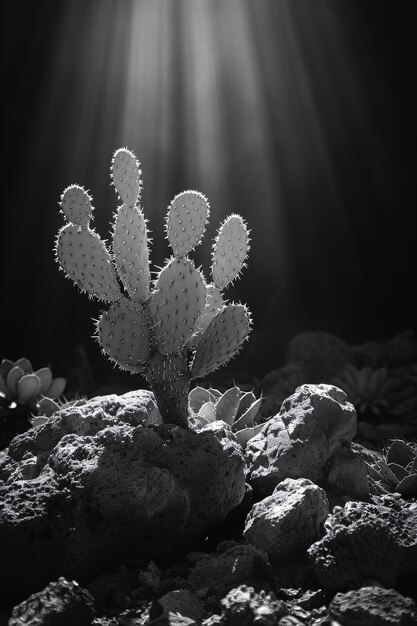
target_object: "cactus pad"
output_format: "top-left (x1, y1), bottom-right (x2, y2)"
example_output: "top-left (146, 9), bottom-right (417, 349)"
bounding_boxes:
top-left (191, 303), bottom-right (251, 379)
top-left (212, 215), bottom-right (249, 290)
top-left (60, 184), bottom-right (93, 227)
top-left (149, 257), bottom-right (206, 355)
top-left (56, 224), bottom-right (121, 302)
top-left (187, 284), bottom-right (223, 349)
top-left (165, 191), bottom-right (210, 257)
top-left (113, 203), bottom-right (150, 303)
top-left (97, 299), bottom-right (150, 372)
top-left (111, 148), bottom-right (142, 206)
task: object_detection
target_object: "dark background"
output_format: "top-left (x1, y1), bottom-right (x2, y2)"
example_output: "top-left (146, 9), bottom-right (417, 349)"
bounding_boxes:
top-left (2, 1), bottom-right (416, 393)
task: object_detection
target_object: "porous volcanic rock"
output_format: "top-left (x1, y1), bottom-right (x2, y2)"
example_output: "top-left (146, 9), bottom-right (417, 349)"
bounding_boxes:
top-left (219, 585), bottom-right (288, 625)
top-left (329, 586), bottom-right (417, 626)
top-left (308, 494), bottom-right (417, 590)
top-left (188, 543), bottom-right (273, 596)
top-left (8, 577), bottom-right (95, 626)
top-left (0, 390), bottom-right (246, 602)
top-left (243, 478), bottom-right (329, 561)
top-left (246, 384), bottom-right (368, 498)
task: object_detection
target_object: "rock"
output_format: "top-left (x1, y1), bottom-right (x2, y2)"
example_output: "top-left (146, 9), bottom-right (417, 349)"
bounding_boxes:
top-left (256, 364), bottom-right (306, 419)
top-left (325, 447), bottom-right (369, 500)
top-left (8, 577), bottom-right (95, 626)
top-left (243, 478), bottom-right (329, 561)
top-left (88, 566), bottom-right (140, 609)
top-left (150, 589), bottom-right (205, 624)
top-left (246, 384), bottom-right (366, 499)
top-left (0, 390), bottom-right (246, 602)
top-left (286, 331), bottom-right (351, 381)
top-left (188, 544), bottom-right (273, 596)
top-left (219, 585), bottom-right (287, 625)
top-left (308, 494), bottom-right (417, 590)
top-left (329, 586), bottom-right (417, 625)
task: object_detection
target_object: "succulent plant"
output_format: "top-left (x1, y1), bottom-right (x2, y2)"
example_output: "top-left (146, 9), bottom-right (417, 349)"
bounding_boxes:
top-left (367, 438), bottom-right (417, 498)
top-left (0, 357), bottom-right (66, 448)
top-left (55, 148), bottom-right (252, 428)
top-left (332, 364), bottom-right (396, 418)
top-left (0, 357), bottom-right (66, 415)
top-left (189, 385), bottom-right (264, 447)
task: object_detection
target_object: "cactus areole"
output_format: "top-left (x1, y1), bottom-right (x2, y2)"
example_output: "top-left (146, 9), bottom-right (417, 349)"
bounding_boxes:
top-left (55, 148), bottom-right (252, 428)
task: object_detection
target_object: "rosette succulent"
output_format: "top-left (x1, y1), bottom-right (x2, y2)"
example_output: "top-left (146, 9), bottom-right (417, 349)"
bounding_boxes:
top-left (0, 358), bottom-right (66, 415)
top-left (332, 364), bottom-right (396, 418)
top-left (367, 438), bottom-right (417, 498)
top-left (189, 385), bottom-right (264, 447)
top-left (0, 357), bottom-right (66, 448)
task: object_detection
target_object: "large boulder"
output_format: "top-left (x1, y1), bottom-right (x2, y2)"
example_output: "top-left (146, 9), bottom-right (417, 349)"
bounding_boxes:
top-left (308, 494), bottom-right (417, 590)
top-left (0, 390), bottom-right (246, 602)
top-left (243, 478), bottom-right (329, 561)
top-left (246, 384), bottom-right (368, 498)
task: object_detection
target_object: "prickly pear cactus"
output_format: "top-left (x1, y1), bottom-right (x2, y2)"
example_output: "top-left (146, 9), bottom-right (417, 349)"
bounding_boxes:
top-left (55, 148), bottom-right (252, 428)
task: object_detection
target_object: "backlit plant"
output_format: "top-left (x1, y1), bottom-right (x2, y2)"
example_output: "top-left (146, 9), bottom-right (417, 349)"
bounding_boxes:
top-left (55, 148), bottom-right (252, 428)
top-left (0, 357), bottom-right (66, 416)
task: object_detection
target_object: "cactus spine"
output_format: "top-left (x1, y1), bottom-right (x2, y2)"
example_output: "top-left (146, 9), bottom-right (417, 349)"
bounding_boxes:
top-left (55, 148), bottom-right (252, 428)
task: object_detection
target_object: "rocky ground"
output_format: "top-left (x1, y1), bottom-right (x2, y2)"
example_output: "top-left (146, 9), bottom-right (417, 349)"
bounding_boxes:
top-left (0, 329), bottom-right (416, 625)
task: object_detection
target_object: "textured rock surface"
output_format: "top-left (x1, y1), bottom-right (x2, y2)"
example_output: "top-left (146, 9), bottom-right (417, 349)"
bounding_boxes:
top-left (329, 586), bottom-right (417, 626)
top-left (188, 543), bottom-right (273, 596)
top-left (246, 384), bottom-right (367, 497)
top-left (0, 390), bottom-right (246, 602)
top-left (308, 494), bottom-right (417, 590)
top-left (243, 478), bottom-right (329, 561)
top-left (8, 577), bottom-right (95, 626)
top-left (219, 585), bottom-right (287, 625)
top-left (152, 589), bottom-right (205, 624)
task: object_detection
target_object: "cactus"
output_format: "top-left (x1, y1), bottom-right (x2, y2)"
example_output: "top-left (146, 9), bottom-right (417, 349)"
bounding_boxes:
top-left (189, 385), bottom-right (264, 447)
top-left (367, 439), bottom-right (417, 498)
top-left (55, 147), bottom-right (252, 428)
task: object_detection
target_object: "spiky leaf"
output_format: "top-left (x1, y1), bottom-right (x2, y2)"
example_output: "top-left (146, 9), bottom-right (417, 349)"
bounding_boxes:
top-left (113, 203), bottom-right (150, 303)
top-left (190, 303), bottom-right (251, 379)
top-left (212, 215), bottom-right (249, 290)
top-left (397, 474), bottom-right (417, 498)
top-left (188, 386), bottom-right (213, 414)
top-left (56, 224), bottom-right (121, 302)
top-left (386, 439), bottom-right (415, 467)
top-left (166, 191), bottom-right (209, 257)
top-left (215, 387), bottom-right (241, 426)
top-left (97, 299), bottom-right (150, 372)
top-left (235, 422), bottom-right (265, 447)
top-left (149, 257), bottom-right (205, 355)
top-left (234, 397), bottom-right (263, 431)
top-left (198, 401), bottom-right (217, 423)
